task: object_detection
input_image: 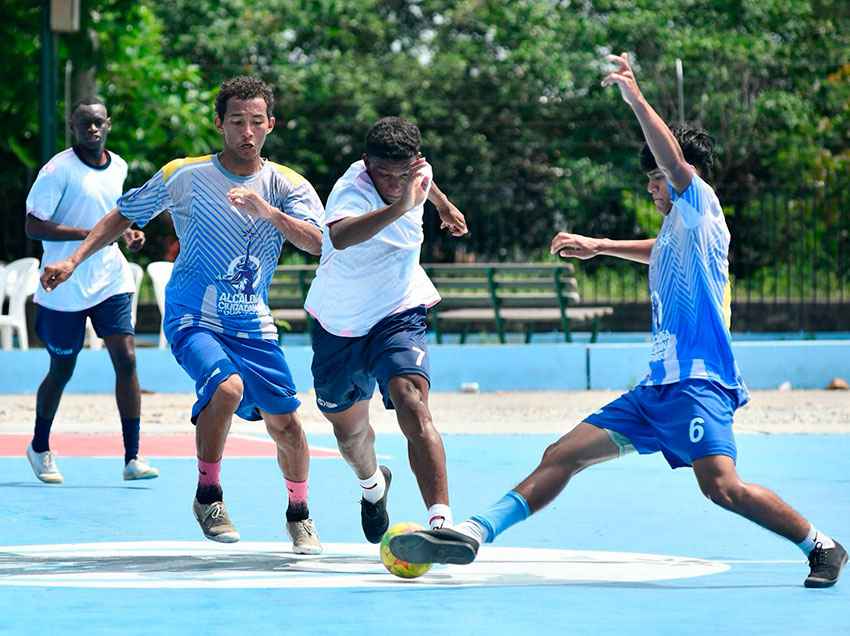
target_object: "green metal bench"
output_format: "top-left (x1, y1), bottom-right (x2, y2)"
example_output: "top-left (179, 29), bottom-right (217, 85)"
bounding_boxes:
top-left (426, 263), bottom-right (613, 343)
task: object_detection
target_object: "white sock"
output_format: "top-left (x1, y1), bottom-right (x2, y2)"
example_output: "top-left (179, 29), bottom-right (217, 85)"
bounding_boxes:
top-left (359, 467), bottom-right (386, 504)
top-left (797, 525), bottom-right (836, 555)
top-left (427, 504), bottom-right (453, 529)
top-left (455, 519), bottom-right (488, 545)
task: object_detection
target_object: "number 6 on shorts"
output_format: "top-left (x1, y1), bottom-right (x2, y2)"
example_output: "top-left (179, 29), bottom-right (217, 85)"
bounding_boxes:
top-left (689, 417), bottom-right (705, 444)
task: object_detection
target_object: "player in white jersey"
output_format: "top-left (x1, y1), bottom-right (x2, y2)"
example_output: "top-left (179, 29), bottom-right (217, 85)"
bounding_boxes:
top-left (390, 54), bottom-right (845, 588)
top-left (24, 97), bottom-right (158, 485)
top-left (40, 77), bottom-right (325, 554)
top-left (305, 116), bottom-right (467, 542)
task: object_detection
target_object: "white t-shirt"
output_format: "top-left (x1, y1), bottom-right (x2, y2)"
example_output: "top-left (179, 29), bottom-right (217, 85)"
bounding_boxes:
top-left (305, 160), bottom-right (440, 337)
top-left (26, 148), bottom-right (135, 311)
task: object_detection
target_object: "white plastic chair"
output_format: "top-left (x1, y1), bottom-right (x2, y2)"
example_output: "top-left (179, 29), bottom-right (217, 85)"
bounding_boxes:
top-left (85, 262), bottom-right (145, 349)
top-left (146, 261), bottom-right (174, 349)
top-left (0, 257), bottom-right (40, 350)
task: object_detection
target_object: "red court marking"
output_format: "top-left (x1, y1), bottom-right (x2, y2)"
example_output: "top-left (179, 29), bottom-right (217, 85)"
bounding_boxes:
top-left (0, 434), bottom-right (340, 458)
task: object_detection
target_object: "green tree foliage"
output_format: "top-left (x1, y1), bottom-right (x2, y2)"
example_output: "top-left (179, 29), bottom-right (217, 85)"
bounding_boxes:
top-left (2, 0), bottom-right (848, 268)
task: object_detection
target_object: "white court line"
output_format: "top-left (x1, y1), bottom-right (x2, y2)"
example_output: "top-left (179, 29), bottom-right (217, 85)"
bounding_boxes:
top-left (716, 559), bottom-right (804, 564)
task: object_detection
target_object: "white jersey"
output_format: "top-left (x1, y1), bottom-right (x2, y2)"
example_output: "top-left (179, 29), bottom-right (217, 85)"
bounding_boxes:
top-left (304, 160), bottom-right (440, 337)
top-left (26, 148), bottom-right (134, 311)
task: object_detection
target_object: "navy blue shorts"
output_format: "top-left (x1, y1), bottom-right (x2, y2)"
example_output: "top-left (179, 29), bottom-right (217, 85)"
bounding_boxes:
top-left (584, 379), bottom-right (741, 469)
top-left (35, 293), bottom-right (134, 357)
top-left (311, 306), bottom-right (431, 412)
top-left (170, 327), bottom-right (301, 423)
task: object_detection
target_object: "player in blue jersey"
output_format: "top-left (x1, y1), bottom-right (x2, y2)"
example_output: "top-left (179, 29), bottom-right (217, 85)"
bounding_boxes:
top-left (390, 53), bottom-right (846, 588)
top-left (40, 76), bottom-right (325, 554)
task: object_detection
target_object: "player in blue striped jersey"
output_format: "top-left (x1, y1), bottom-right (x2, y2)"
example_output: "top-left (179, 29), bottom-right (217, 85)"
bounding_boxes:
top-left (390, 53), bottom-right (845, 588)
top-left (40, 76), bottom-right (325, 554)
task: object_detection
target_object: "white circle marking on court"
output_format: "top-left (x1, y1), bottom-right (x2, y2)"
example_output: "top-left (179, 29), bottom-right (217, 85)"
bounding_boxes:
top-left (0, 541), bottom-right (729, 589)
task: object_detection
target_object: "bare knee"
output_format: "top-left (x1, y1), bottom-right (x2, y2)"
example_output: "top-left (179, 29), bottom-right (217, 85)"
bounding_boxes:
top-left (700, 477), bottom-right (746, 510)
top-left (540, 439), bottom-right (583, 476)
top-left (47, 356), bottom-right (77, 386)
top-left (333, 422), bottom-right (373, 453)
top-left (111, 349), bottom-right (137, 378)
top-left (265, 412), bottom-right (301, 439)
top-left (214, 375), bottom-right (244, 409)
top-left (390, 378), bottom-right (433, 437)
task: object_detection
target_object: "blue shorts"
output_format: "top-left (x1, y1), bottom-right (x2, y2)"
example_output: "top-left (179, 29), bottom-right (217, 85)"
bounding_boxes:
top-left (311, 306), bottom-right (431, 412)
top-left (171, 328), bottom-right (301, 423)
top-left (584, 379), bottom-right (741, 469)
top-left (36, 293), bottom-right (134, 357)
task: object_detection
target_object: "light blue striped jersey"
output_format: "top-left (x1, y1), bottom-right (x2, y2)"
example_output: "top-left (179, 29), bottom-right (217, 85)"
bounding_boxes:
top-left (642, 174), bottom-right (749, 405)
top-left (117, 154), bottom-right (323, 341)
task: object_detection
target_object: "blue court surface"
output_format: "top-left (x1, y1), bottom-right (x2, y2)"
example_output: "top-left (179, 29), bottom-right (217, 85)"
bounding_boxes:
top-left (1, 433), bottom-right (848, 635)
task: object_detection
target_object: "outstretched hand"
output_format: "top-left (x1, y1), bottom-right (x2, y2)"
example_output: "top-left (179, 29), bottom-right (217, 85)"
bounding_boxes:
top-left (227, 186), bottom-right (275, 220)
top-left (40, 260), bottom-right (76, 292)
top-left (601, 52), bottom-right (643, 107)
top-left (550, 231), bottom-right (600, 260)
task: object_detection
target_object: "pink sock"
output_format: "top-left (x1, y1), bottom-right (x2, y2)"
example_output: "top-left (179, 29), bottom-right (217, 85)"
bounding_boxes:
top-left (198, 459), bottom-right (221, 487)
top-left (286, 478), bottom-right (308, 505)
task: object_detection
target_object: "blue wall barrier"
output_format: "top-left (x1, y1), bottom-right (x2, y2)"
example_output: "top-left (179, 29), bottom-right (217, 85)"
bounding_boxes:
top-left (1, 341), bottom-right (848, 394)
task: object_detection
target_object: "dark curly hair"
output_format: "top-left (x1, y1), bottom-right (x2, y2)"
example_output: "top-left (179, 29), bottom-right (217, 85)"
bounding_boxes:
top-left (640, 126), bottom-right (715, 178)
top-left (365, 117), bottom-right (421, 161)
top-left (215, 76), bottom-right (274, 120)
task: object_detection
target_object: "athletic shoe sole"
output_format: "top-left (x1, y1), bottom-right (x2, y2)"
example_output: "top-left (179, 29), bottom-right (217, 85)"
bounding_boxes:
top-left (389, 529), bottom-right (478, 565)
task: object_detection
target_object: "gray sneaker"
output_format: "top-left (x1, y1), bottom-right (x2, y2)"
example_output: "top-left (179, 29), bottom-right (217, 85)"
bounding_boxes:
top-left (193, 499), bottom-right (240, 543)
top-left (286, 518), bottom-right (323, 555)
top-left (26, 443), bottom-right (63, 484)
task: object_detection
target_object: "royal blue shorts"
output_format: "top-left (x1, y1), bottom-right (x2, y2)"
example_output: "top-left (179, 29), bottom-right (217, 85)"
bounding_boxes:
top-left (36, 293), bottom-right (134, 357)
top-left (584, 379), bottom-right (742, 469)
top-left (311, 306), bottom-right (431, 413)
top-left (170, 327), bottom-right (300, 423)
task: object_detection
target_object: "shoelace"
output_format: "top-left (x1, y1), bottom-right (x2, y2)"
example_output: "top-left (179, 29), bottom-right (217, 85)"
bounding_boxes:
top-left (294, 520), bottom-right (316, 537)
top-left (42, 452), bottom-right (57, 472)
top-left (207, 502), bottom-right (226, 521)
top-left (809, 541), bottom-right (831, 567)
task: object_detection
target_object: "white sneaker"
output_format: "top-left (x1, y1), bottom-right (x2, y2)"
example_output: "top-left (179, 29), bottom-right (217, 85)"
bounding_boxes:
top-left (26, 443), bottom-right (63, 484)
top-left (123, 457), bottom-right (160, 480)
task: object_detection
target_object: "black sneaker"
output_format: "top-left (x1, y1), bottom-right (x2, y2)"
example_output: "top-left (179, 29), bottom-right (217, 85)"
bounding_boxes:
top-left (389, 527), bottom-right (480, 565)
top-left (805, 540), bottom-right (847, 588)
top-left (361, 465), bottom-right (392, 543)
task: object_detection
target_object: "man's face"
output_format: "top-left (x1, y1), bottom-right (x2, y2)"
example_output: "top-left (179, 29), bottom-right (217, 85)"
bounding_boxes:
top-left (646, 169), bottom-right (672, 214)
top-left (70, 104), bottom-right (110, 153)
top-left (364, 154), bottom-right (418, 202)
top-left (216, 97), bottom-right (274, 161)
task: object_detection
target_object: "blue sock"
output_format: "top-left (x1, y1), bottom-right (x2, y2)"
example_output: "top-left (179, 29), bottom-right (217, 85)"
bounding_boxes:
top-left (471, 491), bottom-right (531, 543)
top-left (121, 417), bottom-right (140, 465)
top-left (32, 415), bottom-right (53, 453)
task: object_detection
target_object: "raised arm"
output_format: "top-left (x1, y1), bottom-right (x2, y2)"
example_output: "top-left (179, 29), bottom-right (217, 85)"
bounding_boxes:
top-left (550, 232), bottom-right (655, 265)
top-left (328, 157), bottom-right (431, 250)
top-left (41, 208), bottom-right (132, 291)
top-left (601, 53), bottom-right (694, 193)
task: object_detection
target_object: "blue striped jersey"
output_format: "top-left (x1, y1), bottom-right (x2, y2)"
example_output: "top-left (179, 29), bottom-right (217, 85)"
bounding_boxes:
top-left (642, 174), bottom-right (748, 405)
top-left (117, 154), bottom-right (323, 341)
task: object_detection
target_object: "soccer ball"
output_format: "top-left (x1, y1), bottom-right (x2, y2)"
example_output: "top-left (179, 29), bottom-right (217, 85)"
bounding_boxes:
top-left (380, 521), bottom-right (432, 579)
